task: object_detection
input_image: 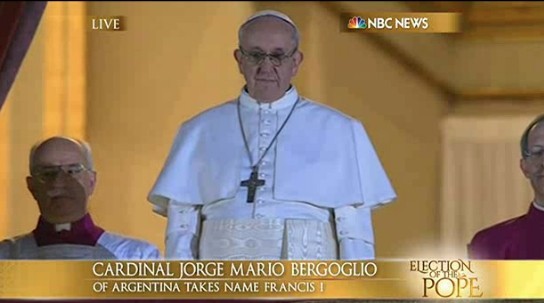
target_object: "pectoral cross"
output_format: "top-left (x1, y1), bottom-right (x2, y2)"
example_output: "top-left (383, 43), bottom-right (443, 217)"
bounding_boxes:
top-left (240, 166), bottom-right (265, 203)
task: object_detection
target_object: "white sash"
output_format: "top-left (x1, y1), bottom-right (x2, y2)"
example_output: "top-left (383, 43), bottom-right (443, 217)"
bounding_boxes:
top-left (199, 218), bottom-right (338, 260)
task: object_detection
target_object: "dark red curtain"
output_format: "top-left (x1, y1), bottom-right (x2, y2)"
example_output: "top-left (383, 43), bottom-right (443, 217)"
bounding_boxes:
top-left (0, 1), bottom-right (47, 112)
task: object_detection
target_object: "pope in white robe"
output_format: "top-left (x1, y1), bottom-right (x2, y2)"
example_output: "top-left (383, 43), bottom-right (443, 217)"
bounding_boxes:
top-left (148, 10), bottom-right (396, 260)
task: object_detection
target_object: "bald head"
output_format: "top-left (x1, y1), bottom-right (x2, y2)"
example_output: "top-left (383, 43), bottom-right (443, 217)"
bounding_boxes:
top-left (521, 115), bottom-right (544, 159)
top-left (26, 136), bottom-right (97, 224)
top-left (29, 136), bottom-right (94, 173)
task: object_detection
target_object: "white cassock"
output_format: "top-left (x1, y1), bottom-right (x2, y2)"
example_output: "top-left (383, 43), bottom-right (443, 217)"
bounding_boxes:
top-left (148, 86), bottom-right (396, 260)
top-left (0, 232), bottom-right (161, 260)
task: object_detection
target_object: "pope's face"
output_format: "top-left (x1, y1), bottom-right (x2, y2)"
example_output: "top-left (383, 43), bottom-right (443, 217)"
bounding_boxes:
top-left (26, 138), bottom-right (96, 224)
top-left (521, 123), bottom-right (544, 200)
top-left (234, 16), bottom-right (303, 103)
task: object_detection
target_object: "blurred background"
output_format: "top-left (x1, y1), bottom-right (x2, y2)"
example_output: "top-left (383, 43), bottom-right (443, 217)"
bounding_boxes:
top-left (1, 1), bottom-right (543, 259)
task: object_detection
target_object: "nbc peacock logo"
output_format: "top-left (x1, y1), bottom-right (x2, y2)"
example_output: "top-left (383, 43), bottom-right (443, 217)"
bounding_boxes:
top-left (347, 16), bottom-right (366, 29)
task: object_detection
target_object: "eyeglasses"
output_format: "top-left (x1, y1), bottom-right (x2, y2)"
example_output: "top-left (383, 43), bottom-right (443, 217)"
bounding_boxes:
top-left (31, 163), bottom-right (90, 183)
top-left (239, 47), bottom-right (297, 66)
top-left (524, 149), bottom-right (544, 163)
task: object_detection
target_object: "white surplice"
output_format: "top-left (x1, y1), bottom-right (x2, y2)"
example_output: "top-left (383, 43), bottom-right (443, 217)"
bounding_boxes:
top-left (0, 232), bottom-right (161, 260)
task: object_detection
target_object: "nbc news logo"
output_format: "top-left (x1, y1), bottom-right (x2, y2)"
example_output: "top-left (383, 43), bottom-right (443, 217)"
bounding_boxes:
top-left (343, 12), bottom-right (460, 33)
top-left (348, 16), bottom-right (366, 29)
top-left (347, 15), bottom-right (429, 31)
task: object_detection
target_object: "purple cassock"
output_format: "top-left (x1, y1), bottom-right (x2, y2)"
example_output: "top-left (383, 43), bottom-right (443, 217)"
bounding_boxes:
top-left (467, 202), bottom-right (544, 259)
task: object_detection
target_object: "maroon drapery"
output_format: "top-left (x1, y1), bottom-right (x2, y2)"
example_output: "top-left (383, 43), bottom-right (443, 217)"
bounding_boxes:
top-left (0, 1), bottom-right (47, 112)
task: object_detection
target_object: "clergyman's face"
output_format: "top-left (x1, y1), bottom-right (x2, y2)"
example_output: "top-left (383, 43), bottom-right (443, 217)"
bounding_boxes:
top-left (521, 123), bottom-right (544, 199)
top-left (234, 16), bottom-right (303, 103)
top-left (26, 138), bottom-right (96, 224)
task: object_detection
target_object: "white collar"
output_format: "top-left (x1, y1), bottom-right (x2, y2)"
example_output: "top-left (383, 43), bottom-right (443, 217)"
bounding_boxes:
top-left (239, 85), bottom-right (299, 111)
top-left (533, 201), bottom-right (544, 212)
top-left (54, 223), bottom-right (72, 232)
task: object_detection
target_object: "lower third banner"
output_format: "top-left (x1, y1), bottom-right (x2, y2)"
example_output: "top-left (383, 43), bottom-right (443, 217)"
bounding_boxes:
top-left (0, 260), bottom-right (542, 300)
